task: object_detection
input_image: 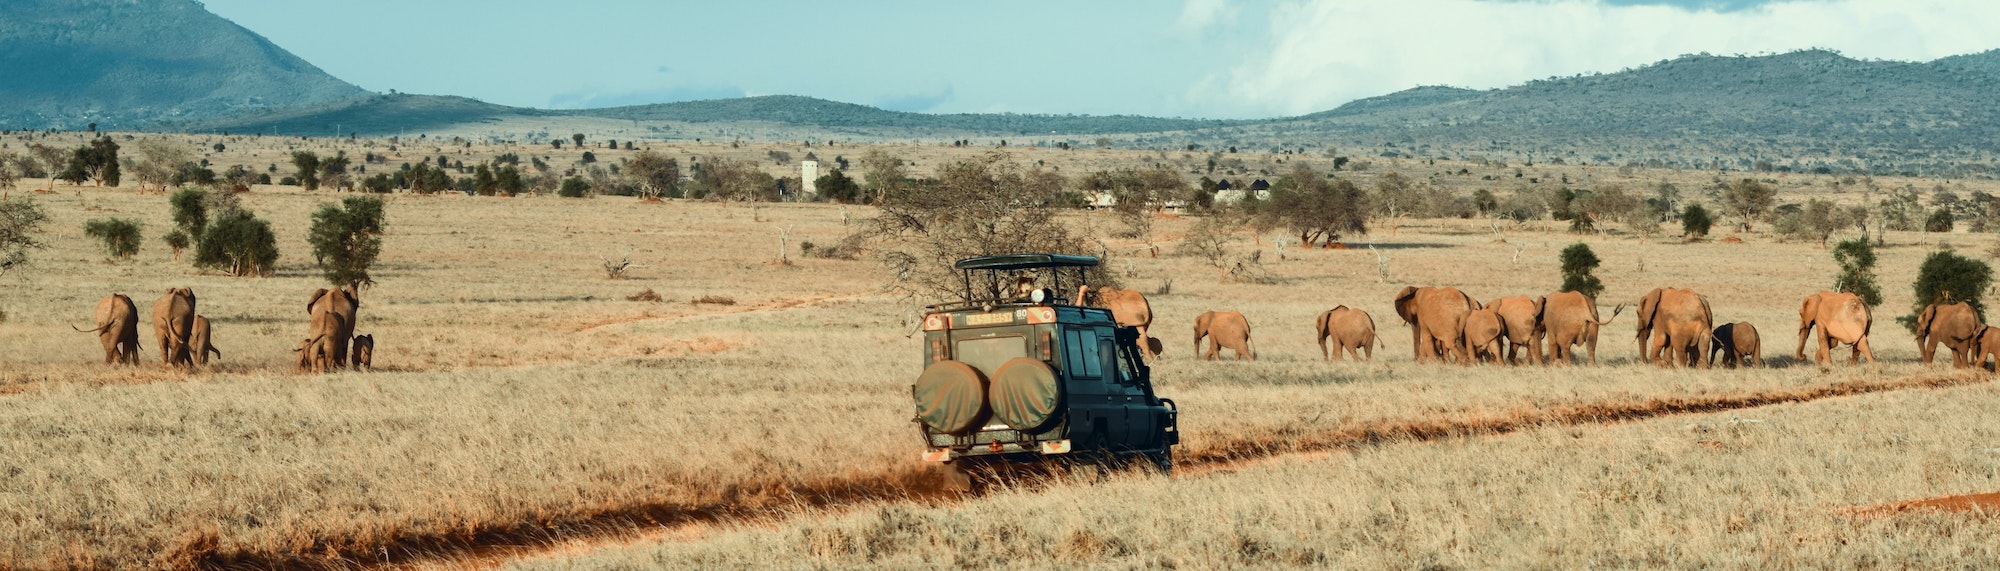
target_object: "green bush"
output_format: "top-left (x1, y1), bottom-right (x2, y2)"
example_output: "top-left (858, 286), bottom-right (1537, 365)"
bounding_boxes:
top-left (169, 187), bottom-right (209, 239)
top-left (1559, 242), bottom-right (1604, 299)
top-left (558, 177), bottom-right (592, 198)
top-left (83, 218), bottom-right (142, 259)
top-left (164, 229), bottom-right (191, 259)
top-left (308, 196), bottom-right (386, 288)
top-left (1902, 249), bottom-right (1992, 333)
top-left (1925, 208), bottom-right (1954, 233)
top-left (1681, 204), bottom-right (1713, 237)
top-left (194, 211), bottom-right (278, 277)
top-left (1831, 238), bottom-right (1882, 307)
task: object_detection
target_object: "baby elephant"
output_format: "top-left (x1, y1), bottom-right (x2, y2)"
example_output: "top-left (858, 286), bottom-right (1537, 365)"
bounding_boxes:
top-left (1967, 325), bottom-right (2000, 372)
top-left (351, 334), bottom-right (374, 371)
top-left (1194, 310), bottom-right (1255, 361)
top-left (1709, 322), bottom-right (1763, 368)
top-left (294, 335), bottom-right (333, 373)
top-left (190, 315), bottom-right (222, 366)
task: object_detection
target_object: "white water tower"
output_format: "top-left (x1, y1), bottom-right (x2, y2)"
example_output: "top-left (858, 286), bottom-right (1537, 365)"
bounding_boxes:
top-left (801, 159), bottom-right (820, 196)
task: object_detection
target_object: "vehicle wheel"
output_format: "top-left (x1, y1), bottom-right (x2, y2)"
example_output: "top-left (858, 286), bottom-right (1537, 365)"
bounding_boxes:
top-left (1145, 448), bottom-right (1173, 476)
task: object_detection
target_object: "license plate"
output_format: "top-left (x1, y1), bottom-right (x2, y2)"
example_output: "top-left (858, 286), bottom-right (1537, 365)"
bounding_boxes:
top-left (965, 313), bottom-right (1014, 325)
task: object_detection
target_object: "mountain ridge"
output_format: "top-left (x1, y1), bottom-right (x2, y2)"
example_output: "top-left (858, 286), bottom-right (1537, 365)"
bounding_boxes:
top-left (0, 0), bottom-right (366, 129)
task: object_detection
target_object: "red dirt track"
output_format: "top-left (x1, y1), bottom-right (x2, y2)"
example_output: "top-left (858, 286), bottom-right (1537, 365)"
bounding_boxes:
top-left (180, 371), bottom-right (1989, 571)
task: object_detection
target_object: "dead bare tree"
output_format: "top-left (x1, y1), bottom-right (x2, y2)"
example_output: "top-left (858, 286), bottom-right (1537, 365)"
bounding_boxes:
top-left (601, 251), bottom-right (642, 279)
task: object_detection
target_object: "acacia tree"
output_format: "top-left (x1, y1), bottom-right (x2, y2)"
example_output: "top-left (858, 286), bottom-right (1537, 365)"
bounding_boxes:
top-left (308, 196), bottom-right (386, 289)
top-left (624, 151), bottom-right (680, 199)
top-left (814, 169), bottom-right (861, 203)
top-left (130, 139), bottom-right (193, 192)
top-left (59, 138), bottom-right (121, 186)
top-left (1261, 163), bottom-right (1367, 247)
top-left (290, 151), bottom-right (321, 190)
top-left (1831, 238), bottom-right (1882, 307)
top-left (0, 197), bottom-right (50, 277)
top-left (1721, 179), bottom-right (1776, 229)
top-left (860, 149), bottom-right (909, 204)
top-left (852, 152), bottom-right (1108, 302)
top-left (194, 210), bottom-right (279, 277)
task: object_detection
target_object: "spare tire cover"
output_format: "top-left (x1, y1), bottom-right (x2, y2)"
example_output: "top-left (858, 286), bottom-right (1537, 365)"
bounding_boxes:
top-left (989, 357), bottom-right (1063, 433)
top-left (914, 360), bottom-right (989, 435)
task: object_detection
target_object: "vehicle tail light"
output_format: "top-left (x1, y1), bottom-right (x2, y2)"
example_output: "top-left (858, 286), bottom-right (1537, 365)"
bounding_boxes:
top-left (930, 337), bottom-right (948, 363)
top-left (923, 314), bottom-right (948, 331)
top-left (1038, 331), bottom-right (1053, 360)
top-left (1025, 307), bottom-right (1056, 324)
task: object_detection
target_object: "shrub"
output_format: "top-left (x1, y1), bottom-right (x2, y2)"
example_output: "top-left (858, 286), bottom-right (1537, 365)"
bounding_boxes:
top-left (1681, 204), bottom-right (1714, 238)
top-left (1832, 238), bottom-right (1882, 307)
top-left (1558, 242), bottom-right (1603, 299)
top-left (558, 177), bottom-right (592, 198)
top-left (169, 188), bottom-right (209, 239)
top-left (1925, 208), bottom-right (1955, 233)
top-left (194, 211), bottom-right (279, 277)
top-left (0, 197), bottom-right (49, 276)
top-left (164, 229), bottom-right (191, 260)
top-left (84, 218), bottom-right (143, 259)
top-left (308, 196), bottom-right (386, 288)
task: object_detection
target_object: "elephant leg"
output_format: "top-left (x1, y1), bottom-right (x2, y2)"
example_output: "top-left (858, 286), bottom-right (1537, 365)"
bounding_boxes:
top-left (1360, 340), bottom-right (1372, 361)
top-left (1816, 330), bottom-right (1834, 364)
top-left (1699, 332), bottom-right (1714, 369)
top-left (1136, 325), bottom-right (1152, 359)
top-left (1854, 337), bottom-right (1877, 364)
top-left (1319, 334), bottom-right (1330, 361)
top-left (1921, 337), bottom-right (1937, 365)
top-left (1410, 326), bottom-right (1425, 363)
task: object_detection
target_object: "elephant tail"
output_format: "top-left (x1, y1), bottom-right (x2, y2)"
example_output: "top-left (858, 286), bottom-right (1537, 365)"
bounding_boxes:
top-left (1595, 304), bottom-right (1627, 326)
top-left (71, 322), bottom-right (110, 334)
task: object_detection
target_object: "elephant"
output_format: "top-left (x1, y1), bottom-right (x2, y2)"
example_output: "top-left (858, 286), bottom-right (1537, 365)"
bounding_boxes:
top-left (1083, 285), bottom-right (1160, 359)
top-left (1539, 291), bottom-right (1624, 365)
top-left (189, 315), bottom-right (221, 366)
top-left (150, 287), bottom-right (197, 368)
top-left (73, 293), bottom-right (142, 365)
top-left (1915, 301), bottom-right (1983, 367)
top-left (352, 334), bottom-right (375, 371)
top-left (1194, 310), bottom-right (1255, 361)
top-left (1797, 291), bottom-right (1876, 365)
top-left (1964, 325), bottom-right (2000, 371)
top-left (1315, 306), bottom-right (1379, 361)
top-left (294, 336), bottom-right (332, 373)
top-left (1463, 307), bottom-right (1507, 363)
top-left (1636, 287), bottom-right (1714, 368)
top-left (1484, 296), bottom-right (1546, 365)
top-left (1394, 286), bottom-right (1479, 364)
top-left (1709, 322), bottom-right (1763, 368)
top-left (308, 286), bottom-right (361, 368)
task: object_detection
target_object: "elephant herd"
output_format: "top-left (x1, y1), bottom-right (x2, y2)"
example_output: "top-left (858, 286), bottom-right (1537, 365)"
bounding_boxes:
top-left (1086, 283), bottom-right (1898, 368)
top-left (73, 286), bottom-right (374, 373)
top-left (1385, 286), bottom-right (1880, 368)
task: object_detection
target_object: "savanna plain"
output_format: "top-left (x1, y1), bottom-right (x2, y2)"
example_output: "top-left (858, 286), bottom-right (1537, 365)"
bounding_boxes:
top-left (0, 133), bottom-right (1996, 569)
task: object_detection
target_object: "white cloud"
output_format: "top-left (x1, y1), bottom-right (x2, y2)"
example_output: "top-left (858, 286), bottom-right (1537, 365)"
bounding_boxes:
top-left (1174, 0), bottom-right (1241, 38)
top-left (1194, 0), bottom-right (2000, 117)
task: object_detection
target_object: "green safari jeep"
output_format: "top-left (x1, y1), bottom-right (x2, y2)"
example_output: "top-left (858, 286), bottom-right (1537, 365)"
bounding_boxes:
top-left (912, 254), bottom-right (1178, 478)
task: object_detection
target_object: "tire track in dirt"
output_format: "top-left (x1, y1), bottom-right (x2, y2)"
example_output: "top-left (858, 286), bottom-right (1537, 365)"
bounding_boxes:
top-left (191, 371), bottom-right (1992, 571)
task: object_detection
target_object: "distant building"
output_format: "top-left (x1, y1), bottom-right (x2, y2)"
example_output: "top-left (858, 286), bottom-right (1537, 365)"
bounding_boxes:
top-left (1213, 178), bottom-right (1270, 204)
top-left (801, 159), bottom-right (820, 196)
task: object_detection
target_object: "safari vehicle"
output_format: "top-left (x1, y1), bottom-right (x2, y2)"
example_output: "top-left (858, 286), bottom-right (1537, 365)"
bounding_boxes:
top-left (912, 254), bottom-right (1178, 478)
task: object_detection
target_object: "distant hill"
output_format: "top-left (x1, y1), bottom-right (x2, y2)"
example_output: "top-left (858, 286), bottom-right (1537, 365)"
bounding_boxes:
top-left (0, 0), bottom-right (365, 129)
top-left (575, 95), bottom-right (1250, 135)
top-left (1184, 49), bottom-right (2000, 174)
top-left (167, 94), bottom-right (540, 136)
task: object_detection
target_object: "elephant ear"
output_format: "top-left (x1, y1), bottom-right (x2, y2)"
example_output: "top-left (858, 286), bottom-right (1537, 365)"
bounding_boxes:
top-left (1393, 287), bottom-right (1419, 324)
top-left (1636, 288), bottom-right (1664, 333)
top-left (308, 289), bottom-right (329, 313)
top-left (1916, 304), bottom-right (1938, 337)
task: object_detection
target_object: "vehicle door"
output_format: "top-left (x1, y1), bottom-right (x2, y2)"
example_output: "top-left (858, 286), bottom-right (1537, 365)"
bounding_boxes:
top-left (1061, 325), bottom-right (1115, 442)
top-left (1104, 328), bottom-right (1155, 449)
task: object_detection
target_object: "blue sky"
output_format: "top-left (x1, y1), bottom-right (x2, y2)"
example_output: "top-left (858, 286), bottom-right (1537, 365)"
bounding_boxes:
top-left (200, 0), bottom-right (1998, 119)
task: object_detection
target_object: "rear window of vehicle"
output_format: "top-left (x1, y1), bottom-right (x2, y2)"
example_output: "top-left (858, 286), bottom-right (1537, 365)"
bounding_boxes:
top-left (956, 336), bottom-right (1025, 378)
top-left (1064, 328), bottom-right (1102, 378)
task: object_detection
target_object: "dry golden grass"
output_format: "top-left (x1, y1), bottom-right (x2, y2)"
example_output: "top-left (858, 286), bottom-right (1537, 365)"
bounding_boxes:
top-left (2, 132), bottom-right (1998, 568)
top-left (513, 382), bottom-right (2000, 570)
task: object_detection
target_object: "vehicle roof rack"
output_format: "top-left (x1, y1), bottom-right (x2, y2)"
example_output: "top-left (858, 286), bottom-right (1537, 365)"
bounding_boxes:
top-left (953, 254), bottom-right (1100, 271)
